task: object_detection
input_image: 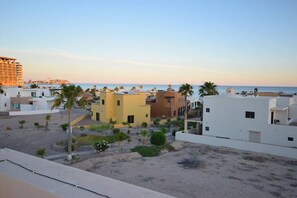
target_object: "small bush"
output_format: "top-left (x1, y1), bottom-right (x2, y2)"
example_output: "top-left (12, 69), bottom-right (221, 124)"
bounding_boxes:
top-left (34, 122), bottom-right (40, 129)
top-left (6, 127), bottom-right (12, 130)
top-left (160, 126), bottom-right (168, 133)
top-left (60, 123), bottom-right (68, 131)
top-left (153, 118), bottom-right (160, 127)
top-left (150, 131), bottom-right (166, 146)
top-left (93, 140), bottom-right (109, 152)
top-left (19, 120), bottom-right (25, 128)
top-left (131, 146), bottom-right (162, 157)
top-left (79, 126), bottom-right (85, 131)
top-left (127, 130), bottom-right (130, 134)
top-left (36, 148), bottom-right (46, 158)
top-left (112, 128), bottom-right (120, 135)
top-left (141, 122), bottom-right (148, 128)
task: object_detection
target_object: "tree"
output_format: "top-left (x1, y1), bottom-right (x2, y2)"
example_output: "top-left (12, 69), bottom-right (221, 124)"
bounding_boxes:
top-left (52, 84), bottom-right (86, 160)
top-left (45, 114), bottom-right (51, 131)
top-left (114, 87), bottom-right (119, 92)
top-left (131, 86), bottom-right (136, 91)
top-left (199, 81), bottom-right (219, 97)
top-left (119, 85), bottom-right (124, 90)
top-left (179, 83), bottom-right (194, 133)
top-left (103, 86), bottom-right (108, 91)
top-left (19, 120), bottom-right (26, 128)
top-left (139, 85), bottom-right (143, 90)
top-left (30, 83), bottom-right (39, 89)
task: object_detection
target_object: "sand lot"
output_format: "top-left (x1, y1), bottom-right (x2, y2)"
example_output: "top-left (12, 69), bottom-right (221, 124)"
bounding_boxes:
top-left (0, 109), bottom-right (86, 155)
top-left (1, 112), bottom-right (297, 198)
top-left (72, 142), bottom-right (297, 198)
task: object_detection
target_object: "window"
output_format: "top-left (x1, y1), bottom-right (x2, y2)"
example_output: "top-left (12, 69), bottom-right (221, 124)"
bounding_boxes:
top-left (42, 92), bottom-right (44, 96)
top-left (288, 137), bottom-right (294, 141)
top-left (102, 99), bottom-right (105, 105)
top-left (205, 126), bottom-right (209, 131)
top-left (127, 115), bottom-right (134, 123)
top-left (13, 103), bottom-right (20, 110)
top-left (145, 114), bottom-right (148, 117)
top-left (206, 108), bottom-right (210, 112)
top-left (117, 100), bottom-right (120, 106)
top-left (4, 103), bottom-right (6, 107)
top-left (31, 92), bottom-right (36, 97)
top-left (29, 102), bottom-right (33, 105)
top-left (245, 111), bottom-right (255, 119)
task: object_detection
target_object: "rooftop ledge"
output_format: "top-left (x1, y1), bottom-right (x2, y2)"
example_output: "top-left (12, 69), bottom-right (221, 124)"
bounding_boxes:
top-left (0, 149), bottom-right (174, 198)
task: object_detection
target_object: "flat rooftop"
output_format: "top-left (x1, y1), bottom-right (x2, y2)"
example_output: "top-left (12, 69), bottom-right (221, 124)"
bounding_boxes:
top-left (0, 149), bottom-right (174, 198)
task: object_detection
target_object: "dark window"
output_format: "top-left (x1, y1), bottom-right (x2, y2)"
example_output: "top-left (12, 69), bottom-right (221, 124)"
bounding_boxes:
top-left (127, 115), bottom-right (134, 123)
top-left (4, 103), bottom-right (6, 107)
top-left (245, 111), bottom-right (255, 119)
top-left (145, 114), bottom-right (148, 117)
top-left (102, 99), bottom-right (105, 105)
top-left (4, 92), bottom-right (6, 96)
top-left (206, 108), bottom-right (210, 112)
top-left (205, 126), bottom-right (209, 131)
top-left (288, 137), bottom-right (294, 141)
top-left (29, 102), bottom-right (33, 105)
top-left (117, 100), bottom-right (120, 106)
top-left (42, 92), bottom-right (44, 96)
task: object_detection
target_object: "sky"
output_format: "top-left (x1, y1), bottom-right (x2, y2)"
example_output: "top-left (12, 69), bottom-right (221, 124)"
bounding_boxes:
top-left (0, 0), bottom-right (297, 86)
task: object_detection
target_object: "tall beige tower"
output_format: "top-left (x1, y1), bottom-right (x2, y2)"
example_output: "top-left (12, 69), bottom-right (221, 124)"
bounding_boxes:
top-left (0, 56), bottom-right (23, 87)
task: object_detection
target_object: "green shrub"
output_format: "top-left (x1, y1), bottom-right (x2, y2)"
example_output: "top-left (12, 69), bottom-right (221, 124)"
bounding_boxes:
top-left (93, 140), bottom-right (109, 152)
top-left (6, 127), bottom-right (12, 130)
top-left (131, 146), bottom-right (162, 157)
top-left (153, 118), bottom-right (160, 127)
top-left (79, 126), bottom-right (85, 131)
top-left (141, 122), bottom-right (148, 128)
top-left (60, 123), bottom-right (68, 131)
top-left (112, 128), bottom-right (120, 135)
top-left (19, 120), bottom-right (25, 128)
top-left (34, 122), bottom-right (40, 129)
top-left (88, 124), bottom-right (110, 132)
top-left (150, 131), bottom-right (166, 146)
top-left (127, 130), bottom-right (130, 134)
top-left (160, 126), bottom-right (168, 134)
top-left (36, 148), bottom-right (46, 158)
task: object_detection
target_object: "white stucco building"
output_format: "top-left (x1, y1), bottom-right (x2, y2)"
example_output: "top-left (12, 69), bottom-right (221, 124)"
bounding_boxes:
top-left (202, 92), bottom-right (297, 148)
top-left (0, 87), bottom-right (59, 115)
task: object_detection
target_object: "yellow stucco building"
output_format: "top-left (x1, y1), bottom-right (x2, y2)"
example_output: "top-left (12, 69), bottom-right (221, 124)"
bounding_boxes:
top-left (91, 91), bottom-right (150, 126)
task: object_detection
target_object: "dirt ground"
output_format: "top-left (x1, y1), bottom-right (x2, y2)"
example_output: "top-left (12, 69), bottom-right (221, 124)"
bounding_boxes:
top-left (72, 142), bottom-right (297, 198)
top-left (0, 109), bottom-right (87, 155)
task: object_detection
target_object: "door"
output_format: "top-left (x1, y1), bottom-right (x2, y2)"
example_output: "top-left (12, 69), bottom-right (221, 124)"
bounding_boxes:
top-left (249, 131), bottom-right (260, 143)
top-left (96, 113), bottom-right (100, 121)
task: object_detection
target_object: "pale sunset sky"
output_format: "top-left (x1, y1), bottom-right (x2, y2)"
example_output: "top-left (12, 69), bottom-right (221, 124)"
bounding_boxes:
top-left (0, 0), bottom-right (296, 86)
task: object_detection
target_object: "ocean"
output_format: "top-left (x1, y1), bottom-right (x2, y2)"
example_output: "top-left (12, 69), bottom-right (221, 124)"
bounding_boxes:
top-left (27, 83), bottom-right (297, 98)
top-left (73, 83), bottom-right (297, 98)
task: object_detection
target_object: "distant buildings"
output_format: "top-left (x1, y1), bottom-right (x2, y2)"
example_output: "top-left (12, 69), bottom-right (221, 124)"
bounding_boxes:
top-left (147, 85), bottom-right (186, 118)
top-left (28, 79), bottom-right (70, 85)
top-left (91, 90), bottom-right (150, 126)
top-left (202, 90), bottom-right (297, 147)
top-left (0, 56), bottom-right (23, 87)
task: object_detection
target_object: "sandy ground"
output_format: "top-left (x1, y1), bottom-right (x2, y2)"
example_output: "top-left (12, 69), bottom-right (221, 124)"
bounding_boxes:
top-left (71, 142), bottom-right (297, 198)
top-left (1, 113), bottom-right (297, 198)
top-left (0, 109), bottom-right (87, 155)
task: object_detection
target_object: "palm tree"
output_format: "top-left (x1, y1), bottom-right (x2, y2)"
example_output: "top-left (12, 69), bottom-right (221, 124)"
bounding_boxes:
top-left (139, 85), bottom-right (143, 90)
top-left (119, 85), bottom-right (124, 90)
top-left (114, 87), bottom-right (119, 92)
top-left (45, 114), bottom-right (51, 131)
top-left (199, 81), bottom-right (219, 97)
top-left (30, 83), bottom-right (39, 89)
top-left (131, 86), bottom-right (136, 91)
top-left (179, 83), bottom-right (194, 133)
top-left (103, 86), bottom-right (108, 91)
top-left (52, 84), bottom-right (86, 160)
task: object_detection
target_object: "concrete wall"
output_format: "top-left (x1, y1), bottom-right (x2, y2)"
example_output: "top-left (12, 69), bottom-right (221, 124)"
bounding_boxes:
top-left (0, 173), bottom-right (59, 198)
top-left (176, 132), bottom-right (297, 159)
top-left (9, 109), bottom-right (59, 116)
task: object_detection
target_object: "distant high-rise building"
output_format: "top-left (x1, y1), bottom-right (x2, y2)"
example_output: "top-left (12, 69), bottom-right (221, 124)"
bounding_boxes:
top-left (0, 56), bottom-right (23, 87)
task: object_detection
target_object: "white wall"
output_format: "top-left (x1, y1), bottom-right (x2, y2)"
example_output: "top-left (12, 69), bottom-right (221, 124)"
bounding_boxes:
top-left (9, 109), bottom-right (59, 116)
top-left (176, 132), bottom-right (297, 159)
top-left (202, 95), bottom-right (297, 147)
